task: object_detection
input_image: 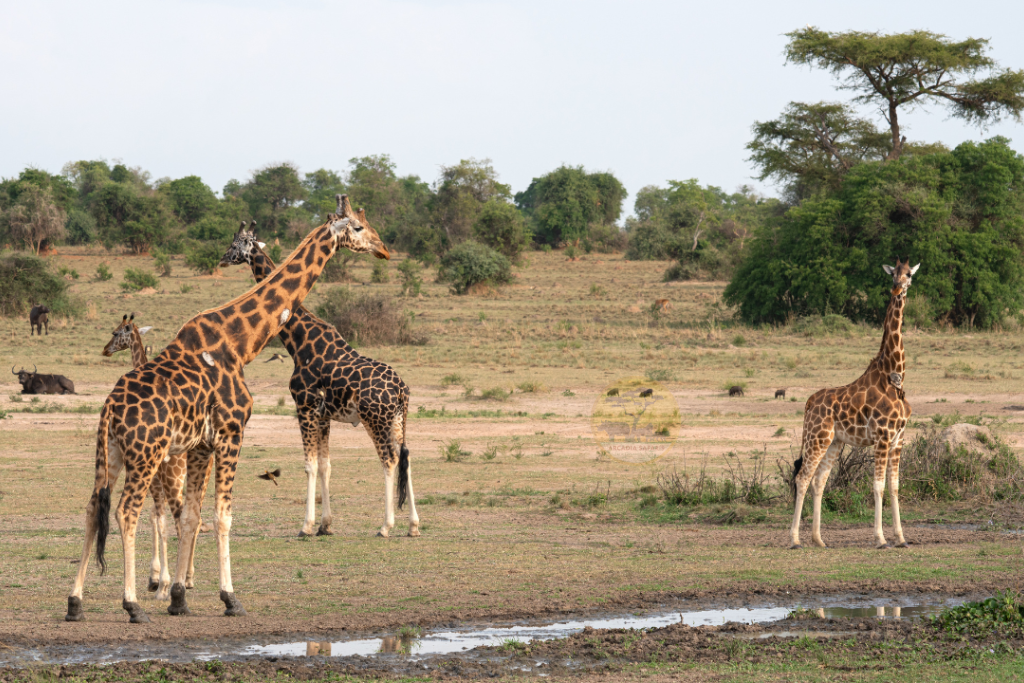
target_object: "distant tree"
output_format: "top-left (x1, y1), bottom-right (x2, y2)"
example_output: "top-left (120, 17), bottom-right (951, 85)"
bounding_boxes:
top-left (162, 176), bottom-right (217, 224)
top-left (786, 28), bottom-right (1024, 160)
top-left (1, 168), bottom-right (77, 213)
top-left (344, 155), bottom-right (433, 250)
top-left (222, 179), bottom-right (243, 197)
top-left (5, 185), bottom-right (67, 254)
top-left (516, 166), bottom-right (625, 246)
top-left (65, 209), bottom-right (97, 245)
top-left (302, 168), bottom-right (346, 221)
top-left (747, 102), bottom-right (892, 200)
top-left (473, 199), bottom-right (531, 263)
top-left (433, 158), bottom-right (511, 245)
top-left (62, 160), bottom-right (113, 197)
top-left (437, 241), bottom-right (514, 294)
top-left (241, 163), bottom-right (307, 237)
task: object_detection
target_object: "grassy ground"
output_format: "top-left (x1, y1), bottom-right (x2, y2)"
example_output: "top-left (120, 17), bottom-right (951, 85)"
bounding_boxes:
top-left (1, 246), bottom-right (1023, 674)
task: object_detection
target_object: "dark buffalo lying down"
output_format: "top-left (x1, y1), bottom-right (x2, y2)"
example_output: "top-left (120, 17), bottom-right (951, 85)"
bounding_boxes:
top-left (12, 366), bottom-right (75, 394)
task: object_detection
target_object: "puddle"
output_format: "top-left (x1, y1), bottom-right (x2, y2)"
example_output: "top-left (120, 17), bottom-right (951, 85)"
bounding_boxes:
top-left (0, 595), bottom-right (969, 667)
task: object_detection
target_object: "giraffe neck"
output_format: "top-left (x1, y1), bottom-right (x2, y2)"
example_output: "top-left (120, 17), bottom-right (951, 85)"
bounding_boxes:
top-left (129, 326), bottom-right (148, 368)
top-left (872, 287), bottom-right (906, 378)
top-left (181, 222), bottom-right (339, 366)
top-left (248, 246), bottom-right (358, 358)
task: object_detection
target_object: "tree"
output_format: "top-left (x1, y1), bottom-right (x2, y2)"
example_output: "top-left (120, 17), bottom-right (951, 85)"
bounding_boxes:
top-left (433, 158), bottom-right (511, 245)
top-left (515, 166), bottom-right (625, 246)
top-left (5, 185), bottom-right (67, 254)
top-left (302, 168), bottom-right (346, 221)
top-left (725, 137), bottom-right (1024, 328)
top-left (473, 199), bottom-right (531, 263)
top-left (241, 163), bottom-right (307, 237)
top-left (786, 28), bottom-right (1024, 160)
top-left (747, 102), bottom-right (892, 200)
top-left (344, 155), bottom-right (433, 250)
top-left (436, 241), bottom-right (514, 294)
top-left (162, 176), bottom-right (216, 224)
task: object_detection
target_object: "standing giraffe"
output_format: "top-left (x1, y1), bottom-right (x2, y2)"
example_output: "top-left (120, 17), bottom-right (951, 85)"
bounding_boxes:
top-left (220, 210), bottom-right (418, 538)
top-left (66, 196), bottom-right (389, 623)
top-left (101, 314), bottom-right (209, 599)
top-left (790, 259), bottom-right (919, 549)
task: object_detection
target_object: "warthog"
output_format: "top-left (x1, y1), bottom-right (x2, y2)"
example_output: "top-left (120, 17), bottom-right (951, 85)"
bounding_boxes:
top-left (775, 388), bottom-right (786, 399)
top-left (30, 304), bottom-right (50, 336)
top-left (12, 365), bottom-right (75, 394)
top-left (728, 385), bottom-right (744, 397)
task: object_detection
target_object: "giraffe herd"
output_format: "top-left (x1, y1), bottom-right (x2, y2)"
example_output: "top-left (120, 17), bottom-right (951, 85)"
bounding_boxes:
top-left (59, 196), bottom-right (923, 623)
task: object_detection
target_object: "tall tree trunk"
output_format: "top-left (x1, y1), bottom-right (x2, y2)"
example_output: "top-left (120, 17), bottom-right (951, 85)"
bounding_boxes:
top-left (885, 102), bottom-right (903, 160)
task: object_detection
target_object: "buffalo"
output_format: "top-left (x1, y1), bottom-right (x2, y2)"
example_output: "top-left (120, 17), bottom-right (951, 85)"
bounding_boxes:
top-left (30, 304), bottom-right (50, 336)
top-left (12, 365), bottom-right (75, 394)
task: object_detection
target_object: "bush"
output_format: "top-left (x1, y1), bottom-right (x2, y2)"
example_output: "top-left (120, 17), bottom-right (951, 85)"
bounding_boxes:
top-left (64, 209), bottom-right (97, 245)
top-left (901, 427), bottom-right (1024, 502)
top-left (398, 259), bottom-right (422, 296)
top-left (0, 255), bottom-right (81, 318)
top-left (120, 267), bottom-right (159, 292)
top-left (94, 263), bottom-right (113, 281)
top-left (152, 248), bottom-right (172, 277)
top-left (184, 241), bottom-right (222, 275)
top-left (582, 223), bottom-right (627, 253)
top-left (790, 314), bottom-right (855, 337)
top-left (436, 241), bottom-right (513, 294)
top-left (371, 260), bottom-right (389, 284)
top-left (117, 220), bottom-right (168, 255)
top-left (473, 199), bottom-right (531, 263)
top-left (315, 287), bottom-right (428, 346)
top-left (321, 252), bottom-right (362, 283)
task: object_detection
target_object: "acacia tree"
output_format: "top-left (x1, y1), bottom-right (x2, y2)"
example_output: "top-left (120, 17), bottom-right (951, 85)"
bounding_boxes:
top-left (786, 28), bottom-right (1024, 160)
top-left (6, 185), bottom-right (67, 254)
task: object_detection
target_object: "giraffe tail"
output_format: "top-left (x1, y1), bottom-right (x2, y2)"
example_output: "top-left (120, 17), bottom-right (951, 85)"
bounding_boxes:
top-left (791, 456), bottom-right (804, 502)
top-left (95, 402), bottom-right (113, 575)
top-left (396, 445), bottom-right (410, 510)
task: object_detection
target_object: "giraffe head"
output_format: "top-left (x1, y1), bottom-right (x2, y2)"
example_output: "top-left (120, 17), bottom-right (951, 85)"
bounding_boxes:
top-left (102, 314), bottom-right (152, 357)
top-left (219, 221), bottom-right (265, 268)
top-left (882, 259), bottom-right (920, 296)
top-left (329, 194), bottom-right (390, 260)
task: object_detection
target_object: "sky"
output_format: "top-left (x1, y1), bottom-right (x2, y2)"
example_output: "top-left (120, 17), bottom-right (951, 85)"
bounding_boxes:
top-left (2, 0), bottom-right (1023, 214)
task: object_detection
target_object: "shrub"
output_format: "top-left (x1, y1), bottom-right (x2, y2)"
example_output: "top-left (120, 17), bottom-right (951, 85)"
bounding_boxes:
top-left (268, 244), bottom-right (283, 263)
top-left (790, 314), bottom-right (854, 337)
top-left (120, 268), bottom-right (159, 292)
top-left (440, 439), bottom-right (470, 462)
top-left (65, 209), bottom-right (97, 245)
top-left (321, 252), bottom-right (362, 283)
top-left (901, 427), bottom-right (1024, 502)
top-left (472, 199), bottom-right (531, 263)
top-left (94, 263), bottom-right (113, 281)
top-left (152, 248), bottom-right (172, 277)
top-left (371, 260), bottom-right (389, 284)
top-left (184, 241), bottom-right (222, 275)
top-left (58, 266), bottom-right (79, 280)
top-left (398, 258), bottom-right (423, 296)
top-left (582, 223), bottom-right (627, 253)
top-left (0, 255), bottom-right (81, 318)
top-left (436, 241), bottom-right (513, 294)
top-left (315, 287), bottom-right (428, 346)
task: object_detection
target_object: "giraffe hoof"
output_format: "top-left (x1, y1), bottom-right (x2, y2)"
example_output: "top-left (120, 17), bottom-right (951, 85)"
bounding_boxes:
top-left (409, 528), bottom-right (421, 538)
top-left (168, 583), bottom-right (191, 616)
top-left (789, 544), bottom-right (802, 550)
top-left (65, 596), bottom-right (85, 622)
top-left (298, 530), bottom-right (313, 538)
top-left (876, 543), bottom-right (892, 550)
top-left (316, 526), bottom-right (333, 536)
top-left (376, 530), bottom-right (390, 538)
top-left (220, 590), bottom-right (247, 617)
top-left (148, 579), bottom-right (159, 592)
top-left (123, 601), bottom-right (151, 624)
top-left (895, 542), bottom-right (910, 548)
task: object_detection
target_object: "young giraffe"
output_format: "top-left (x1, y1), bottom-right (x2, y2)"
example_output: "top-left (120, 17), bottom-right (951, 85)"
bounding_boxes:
top-left (67, 198), bottom-right (389, 623)
top-left (220, 208), bottom-right (418, 538)
top-left (101, 314), bottom-right (208, 599)
top-left (790, 259), bottom-right (919, 550)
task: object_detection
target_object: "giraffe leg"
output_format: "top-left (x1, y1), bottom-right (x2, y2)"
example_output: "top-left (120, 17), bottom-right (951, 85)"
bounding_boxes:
top-left (213, 436), bottom-right (246, 616)
top-left (789, 432), bottom-right (832, 549)
top-left (298, 411), bottom-right (320, 537)
top-left (156, 460), bottom-right (185, 598)
top-left (379, 462), bottom-right (396, 538)
top-left (148, 479), bottom-right (167, 596)
top-left (116, 445), bottom-right (164, 623)
top-left (367, 423), bottom-right (399, 538)
top-left (889, 436), bottom-right (908, 548)
top-left (67, 439), bottom-right (125, 620)
top-left (872, 438), bottom-right (891, 549)
top-left (169, 448), bottom-right (213, 615)
top-left (403, 446), bottom-right (420, 537)
top-left (185, 449), bottom-right (214, 589)
top-left (316, 420), bottom-right (333, 536)
top-left (810, 441), bottom-right (843, 548)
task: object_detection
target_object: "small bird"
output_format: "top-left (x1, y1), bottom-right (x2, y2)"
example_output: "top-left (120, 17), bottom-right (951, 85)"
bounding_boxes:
top-left (265, 353), bottom-right (286, 363)
top-left (258, 468), bottom-right (282, 486)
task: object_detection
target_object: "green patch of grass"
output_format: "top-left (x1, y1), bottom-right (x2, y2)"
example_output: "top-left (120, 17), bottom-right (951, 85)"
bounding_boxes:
top-left (645, 368), bottom-right (674, 382)
top-left (934, 591), bottom-right (1024, 638)
top-left (440, 373), bottom-right (467, 387)
top-left (516, 380), bottom-right (547, 393)
top-left (440, 439), bottom-right (471, 462)
top-left (479, 387), bottom-right (510, 401)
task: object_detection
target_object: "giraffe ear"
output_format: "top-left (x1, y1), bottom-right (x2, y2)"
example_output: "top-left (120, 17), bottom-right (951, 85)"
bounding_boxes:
top-left (910, 263), bottom-right (921, 276)
top-left (329, 217), bottom-right (350, 236)
top-left (257, 242), bottom-right (266, 249)
top-left (882, 265), bottom-right (894, 275)
top-left (138, 326), bottom-right (153, 335)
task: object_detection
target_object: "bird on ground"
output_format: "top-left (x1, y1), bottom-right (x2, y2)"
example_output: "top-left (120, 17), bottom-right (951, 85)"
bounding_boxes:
top-left (265, 353), bottom-right (286, 363)
top-left (258, 468), bottom-right (282, 486)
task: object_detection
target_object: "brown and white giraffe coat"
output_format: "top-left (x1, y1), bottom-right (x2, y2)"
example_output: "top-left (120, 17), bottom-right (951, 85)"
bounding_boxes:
top-left (790, 259), bottom-right (919, 549)
top-left (67, 196), bottom-right (389, 624)
top-left (220, 207), bottom-right (418, 539)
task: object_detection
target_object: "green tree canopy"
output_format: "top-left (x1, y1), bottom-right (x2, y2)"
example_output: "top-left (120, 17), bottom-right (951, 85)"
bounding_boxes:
top-left (786, 28), bottom-right (1024, 160)
top-left (344, 155), bottom-right (432, 250)
top-left (161, 175), bottom-right (216, 225)
top-left (515, 166), bottom-right (626, 245)
top-left (473, 199), bottom-right (531, 263)
top-left (725, 137), bottom-right (1024, 328)
top-left (302, 168), bottom-right (346, 221)
top-left (433, 158), bottom-right (511, 245)
top-left (241, 163), bottom-right (307, 237)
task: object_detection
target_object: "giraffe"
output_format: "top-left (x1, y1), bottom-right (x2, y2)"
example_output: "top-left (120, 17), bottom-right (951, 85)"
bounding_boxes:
top-left (790, 259), bottom-right (919, 549)
top-left (66, 196), bottom-right (389, 623)
top-left (101, 314), bottom-right (209, 600)
top-left (220, 205), bottom-right (419, 539)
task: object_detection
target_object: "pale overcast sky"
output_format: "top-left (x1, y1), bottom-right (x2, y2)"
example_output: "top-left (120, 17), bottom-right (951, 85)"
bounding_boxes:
top-left (2, 0), bottom-right (1023, 214)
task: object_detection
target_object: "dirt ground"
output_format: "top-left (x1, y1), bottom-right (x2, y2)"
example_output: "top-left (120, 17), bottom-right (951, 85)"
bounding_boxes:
top-left (1, 248), bottom-right (1024, 676)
